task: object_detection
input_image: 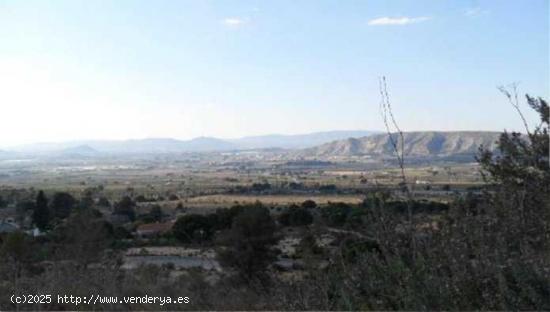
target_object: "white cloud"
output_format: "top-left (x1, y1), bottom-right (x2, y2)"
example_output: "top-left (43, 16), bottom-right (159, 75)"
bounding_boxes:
top-left (368, 16), bottom-right (430, 26)
top-left (222, 17), bottom-right (247, 27)
top-left (464, 7), bottom-right (489, 17)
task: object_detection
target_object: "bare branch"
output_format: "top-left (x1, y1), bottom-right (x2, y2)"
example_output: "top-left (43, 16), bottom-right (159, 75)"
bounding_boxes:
top-left (498, 83), bottom-right (531, 135)
top-left (378, 76), bottom-right (416, 257)
top-left (378, 76), bottom-right (407, 189)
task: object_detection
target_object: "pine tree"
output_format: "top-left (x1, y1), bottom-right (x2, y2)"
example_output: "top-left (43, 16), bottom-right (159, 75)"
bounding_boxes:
top-left (32, 190), bottom-right (50, 230)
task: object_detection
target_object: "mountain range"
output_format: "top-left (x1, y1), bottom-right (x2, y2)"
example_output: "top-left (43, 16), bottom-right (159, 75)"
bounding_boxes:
top-left (3, 131), bottom-right (503, 160)
top-left (7, 130), bottom-right (379, 154)
top-left (296, 131), bottom-right (501, 158)
top-left (226, 130), bottom-right (380, 149)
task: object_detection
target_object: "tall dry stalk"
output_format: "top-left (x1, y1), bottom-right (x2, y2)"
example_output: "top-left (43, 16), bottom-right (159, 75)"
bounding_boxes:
top-left (498, 83), bottom-right (531, 135)
top-left (378, 76), bottom-right (416, 257)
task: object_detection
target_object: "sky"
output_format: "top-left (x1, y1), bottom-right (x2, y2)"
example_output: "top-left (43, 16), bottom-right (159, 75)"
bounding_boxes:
top-left (0, 0), bottom-right (548, 147)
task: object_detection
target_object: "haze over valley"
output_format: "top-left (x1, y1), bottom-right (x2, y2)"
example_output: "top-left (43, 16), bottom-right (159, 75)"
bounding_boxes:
top-left (1, 130), bottom-right (500, 159)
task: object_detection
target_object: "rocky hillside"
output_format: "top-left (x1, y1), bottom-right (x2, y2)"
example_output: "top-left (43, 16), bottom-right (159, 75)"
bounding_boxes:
top-left (296, 131), bottom-right (501, 158)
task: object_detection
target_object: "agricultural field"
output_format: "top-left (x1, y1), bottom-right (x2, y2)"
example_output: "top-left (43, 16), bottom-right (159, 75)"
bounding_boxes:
top-left (0, 152), bottom-right (483, 210)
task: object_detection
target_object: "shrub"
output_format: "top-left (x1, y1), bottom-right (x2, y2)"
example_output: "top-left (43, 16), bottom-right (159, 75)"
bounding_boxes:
top-left (113, 196), bottom-right (136, 221)
top-left (50, 192), bottom-right (76, 219)
top-left (301, 199), bottom-right (317, 209)
top-left (173, 214), bottom-right (215, 243)
top-left (321, 202), bottom-right (352, 226)
top-left (97, 196), bottom-right (111, 208)
top-left (278, 205), bottom-right (313, 226)
top-left (217, 204), bottom-right (279, 281)
top-left (32, 191), bottom-right (49, 230)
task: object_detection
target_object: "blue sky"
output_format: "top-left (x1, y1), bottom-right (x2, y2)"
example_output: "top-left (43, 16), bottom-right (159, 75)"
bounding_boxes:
top-left (0, 0), bottom-right (548, 146)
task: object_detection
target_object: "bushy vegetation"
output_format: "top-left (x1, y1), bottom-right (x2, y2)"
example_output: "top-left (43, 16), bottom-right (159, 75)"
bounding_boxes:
top-left (217, 204), bottom-right (279, 281)
top-left (289, 95), bottom-right (549, 310)
top-left (113, 196), bottom-right (136, 221)
top-left (278, 204), bottom-right (313, 226)
top-left (172, 214), bottom-right (216, 243)
top-left (32, 191), bottom-right (49, 231)
top-left (0, 195), bottom-right (7, 208)
top-left (50, 192), bottom-right (76, 219)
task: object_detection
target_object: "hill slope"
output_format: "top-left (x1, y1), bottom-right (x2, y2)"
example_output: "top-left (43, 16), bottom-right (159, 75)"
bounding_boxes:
top-left (230, 130), bottom-right (379, 149)
top-left (297, 131), bottom-right (501, 158)
top-left (58, 145), bottom-right (100, 157)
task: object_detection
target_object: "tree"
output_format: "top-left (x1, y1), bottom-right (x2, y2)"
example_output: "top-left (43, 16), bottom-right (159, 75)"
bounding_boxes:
top-left (251, 182), bottom-right (271, 193)
top-left (301, 199), bottom-right (317, 209)
top-left (332, 95), bottom-right (550, 310)
top-left (50, 192), bottom-right (76, 219)
top-left (0, 195), bottom-right (7, 208)
top-left (113, 196), bottom-right (136, 221)
top-left (278, 205), bottom-right (313, 226)
top-left (32, 191), bottom-right (49, 230)
top-left (212, 204), bottom-right (246, 230)
top-left (0, 231), bottom-right (32, 278)
top-left (135, 195), bottom-right (148, 202)
top-left (217, 205), bottom-right (279, 281)
top-left (479, 95), bottom-right (549, 185)
top-left (97, 196), bottom-right (111, 208)
top-left (79, 191), bottom-right (94, 209)
top-left (172, 214), bottom-right (215, 243)
top-left (150, 205), bottom-right (163, 222)
top-left (51, 209), bottom-right (112, 268)
top-left (321, 202), bottom-right (352, 226)
top-left (15, 200), bottom-right (34, 224)
top-left (478, 94), bottom-right (549, 253)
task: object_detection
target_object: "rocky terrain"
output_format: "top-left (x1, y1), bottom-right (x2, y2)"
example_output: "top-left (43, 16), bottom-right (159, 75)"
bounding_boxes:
top-left (296, 131), bottom-right (501, 158)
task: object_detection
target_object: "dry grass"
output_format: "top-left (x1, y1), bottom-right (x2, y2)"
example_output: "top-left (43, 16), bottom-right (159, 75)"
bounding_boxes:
top-left (185, 194), bottom-right (364, 207)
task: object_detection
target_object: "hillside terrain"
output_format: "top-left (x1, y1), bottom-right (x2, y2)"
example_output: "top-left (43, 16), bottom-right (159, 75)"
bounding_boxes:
top-left (296, 131), bottom-right (501, 158)
top-left (227, 130), bottom-right (379, 149)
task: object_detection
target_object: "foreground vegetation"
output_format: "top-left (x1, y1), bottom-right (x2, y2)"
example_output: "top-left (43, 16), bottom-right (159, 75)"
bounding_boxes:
top-left (0, 96), bottom-right (548, 310)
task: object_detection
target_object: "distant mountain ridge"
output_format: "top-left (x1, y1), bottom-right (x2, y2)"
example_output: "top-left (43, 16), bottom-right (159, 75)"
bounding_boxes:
top-left (7, 131), bottom-right (500, 158)
top-left (84, 137), bottom-right (238, 153)
top-left (228, 130), bottom-right (379, 149)
top-left (11, 137), bottom-right (238, 154)
top-left (58, 145), bottom-right (100, 157)
top-left (297, 131), bottom-right (501, 158)
top-left (8, 130), bottom-right (378, 154)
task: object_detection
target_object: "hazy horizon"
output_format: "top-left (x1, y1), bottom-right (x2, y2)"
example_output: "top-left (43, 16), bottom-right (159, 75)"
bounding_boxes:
top-left (1, 0), bottom-right (548, 147)
top-left (0, 129), bottom-right (514, 150)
